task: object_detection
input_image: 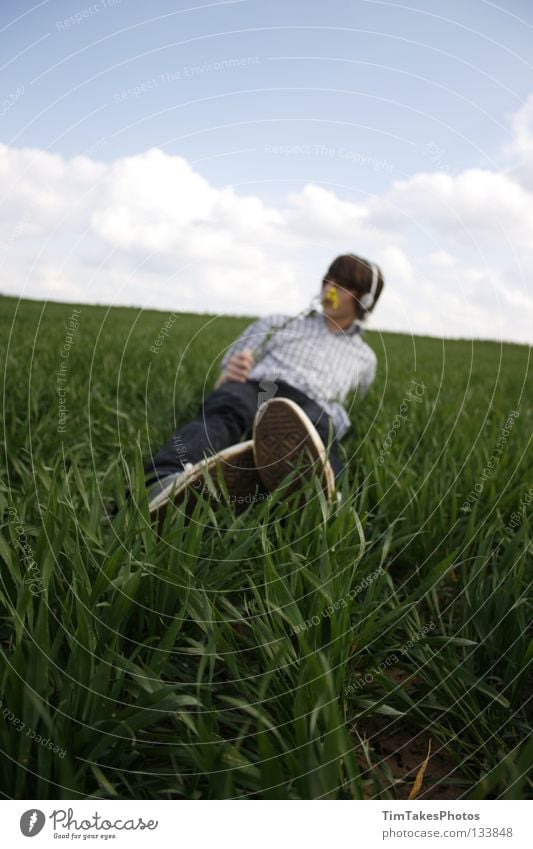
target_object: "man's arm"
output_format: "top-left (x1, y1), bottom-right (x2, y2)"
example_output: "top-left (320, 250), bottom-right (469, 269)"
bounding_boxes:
top-left (214, 349), bottom-right (255, 388)
top-left (357, 349), bottom-right (377, 398)
top-left (219, 315), bottom-right (284, 369)
top-left (334, 349), bottom-right (377, 439)
top-left (215, 315), bottom-right (284, 388)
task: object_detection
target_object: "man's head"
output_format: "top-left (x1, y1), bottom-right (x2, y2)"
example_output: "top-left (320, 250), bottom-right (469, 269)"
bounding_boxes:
top-left (321, 253), bottom-right (384, 324)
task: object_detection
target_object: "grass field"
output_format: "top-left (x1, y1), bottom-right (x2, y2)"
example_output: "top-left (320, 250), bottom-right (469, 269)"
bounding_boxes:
top-left (0, 294), bottom-right (531, 800)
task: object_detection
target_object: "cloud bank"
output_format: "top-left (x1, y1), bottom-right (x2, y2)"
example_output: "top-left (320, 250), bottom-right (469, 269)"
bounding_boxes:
top-left (1, 101), bottom-right (532, 344)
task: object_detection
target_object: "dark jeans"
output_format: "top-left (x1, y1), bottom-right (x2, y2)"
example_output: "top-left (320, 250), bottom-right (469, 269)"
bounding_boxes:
top-left (144, 380), bottom-right (343, 485)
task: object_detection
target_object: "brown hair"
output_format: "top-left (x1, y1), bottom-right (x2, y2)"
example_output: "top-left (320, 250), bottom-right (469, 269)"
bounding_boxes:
top-left (322, 254), bottom-right (384, 320)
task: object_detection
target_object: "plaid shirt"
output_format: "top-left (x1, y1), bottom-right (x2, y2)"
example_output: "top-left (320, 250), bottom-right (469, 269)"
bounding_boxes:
top-left (220, 313), bottom-right (377, 439)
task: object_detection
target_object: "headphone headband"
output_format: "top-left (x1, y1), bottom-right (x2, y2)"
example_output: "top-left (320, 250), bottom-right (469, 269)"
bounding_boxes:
top-left (350, 255), bottom-right (379, 311)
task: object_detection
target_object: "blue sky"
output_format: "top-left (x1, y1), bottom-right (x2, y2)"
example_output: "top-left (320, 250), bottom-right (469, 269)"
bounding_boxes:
top-left (1, 0), bottom-right (532, 342)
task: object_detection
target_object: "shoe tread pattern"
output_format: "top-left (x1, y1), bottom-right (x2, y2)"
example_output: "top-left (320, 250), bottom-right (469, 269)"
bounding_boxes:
top-left (254, 400), bottom-right (334, 499)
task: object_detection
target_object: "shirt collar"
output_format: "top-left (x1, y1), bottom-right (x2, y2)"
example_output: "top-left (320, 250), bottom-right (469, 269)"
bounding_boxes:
top-left (347, 318), bottom-right (363, 335)
top-left (317, 314), bottom-right (362, 336)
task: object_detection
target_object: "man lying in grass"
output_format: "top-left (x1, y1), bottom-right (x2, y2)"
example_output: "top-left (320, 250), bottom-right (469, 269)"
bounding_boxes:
top-left (145, 253), bottom-right (384, 520)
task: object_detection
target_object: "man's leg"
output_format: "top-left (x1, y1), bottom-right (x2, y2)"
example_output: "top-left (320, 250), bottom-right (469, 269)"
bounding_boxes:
top-left (144, 381), bottom-right (261, 485)
top-left (273, 383), bottom-right (344, 481)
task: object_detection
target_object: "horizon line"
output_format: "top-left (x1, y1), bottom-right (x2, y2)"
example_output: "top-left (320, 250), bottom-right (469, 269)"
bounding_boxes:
top-left (0, 291), bottom-right (530, 348)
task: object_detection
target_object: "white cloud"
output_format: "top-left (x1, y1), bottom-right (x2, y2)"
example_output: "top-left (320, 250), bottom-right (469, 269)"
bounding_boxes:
top-left (368, 169), bottom-right (533, 249)
top-left (0, 132), bottom-right (531, 344)
top-left (504, 93), bottom-right (533, 191)
top-left (428, 250), bottom-right (456, 268)
top-left (379, 246), bottom-right (416, 287)
top-left (91, 148), bottom-right (218, 252)
top-left (284, 184), bottom-right (372, 243)
top-left (0, 144), bottom-right (305, 316)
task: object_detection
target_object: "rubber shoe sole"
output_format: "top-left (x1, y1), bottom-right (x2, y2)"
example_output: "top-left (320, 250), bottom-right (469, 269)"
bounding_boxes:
top-left (149, 440), bottom-right (267, 525)
top-left (252, 398), bottom-right (335, 501)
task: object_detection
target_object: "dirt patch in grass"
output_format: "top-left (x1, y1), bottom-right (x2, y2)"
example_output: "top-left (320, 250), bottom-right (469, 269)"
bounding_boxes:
top-left (356, 714), bottom-right (468, 800)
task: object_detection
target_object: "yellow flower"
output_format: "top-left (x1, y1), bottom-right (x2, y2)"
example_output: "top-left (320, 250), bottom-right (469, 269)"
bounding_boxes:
top-left (324, 285), bottom-right (340, 309)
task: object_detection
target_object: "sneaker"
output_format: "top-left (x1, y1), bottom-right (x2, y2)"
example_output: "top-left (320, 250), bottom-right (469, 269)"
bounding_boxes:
top-left (146, 464), bottom-right (193, 515)
top-left (252, 398), bottom-right (335, 501)
top-left (148, 440), bottom-right (266, 524)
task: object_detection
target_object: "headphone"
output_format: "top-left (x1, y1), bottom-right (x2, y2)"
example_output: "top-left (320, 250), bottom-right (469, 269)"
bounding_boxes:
top-left (352, 257), bottom-right (379, 312)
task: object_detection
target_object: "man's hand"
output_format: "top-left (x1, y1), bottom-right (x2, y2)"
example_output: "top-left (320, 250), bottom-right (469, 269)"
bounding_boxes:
top-left (215, 349), bottom-right (255, 388)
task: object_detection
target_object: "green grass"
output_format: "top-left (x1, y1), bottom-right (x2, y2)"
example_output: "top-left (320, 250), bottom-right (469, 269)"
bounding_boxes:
top-left (0, 294), bottom-right (531, 800)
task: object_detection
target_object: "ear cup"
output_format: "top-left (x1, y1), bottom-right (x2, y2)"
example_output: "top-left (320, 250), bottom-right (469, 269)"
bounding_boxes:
top-left (359, 291), bottom-right (374, 310)
top-left (346, 254), bottom-right (380, 312)
top-left (359, 262), bottom-right (379, 311)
